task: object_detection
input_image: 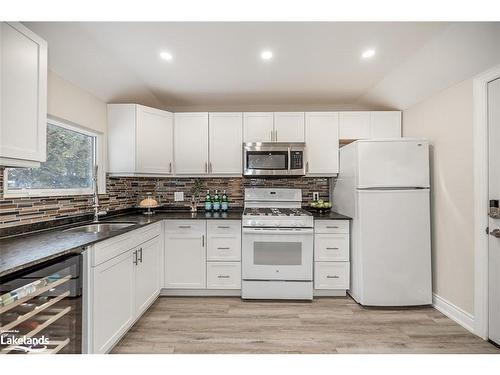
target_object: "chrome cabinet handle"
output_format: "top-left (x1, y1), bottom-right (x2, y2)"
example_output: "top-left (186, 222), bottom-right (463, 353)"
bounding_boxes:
top-left (138, 248), bottom-right (143, 263)
top-left (217, 275), bottom-right (230, 279)
top-left (326, 226), bottom-right (339, 229)
top-left (326, 275), bottom-right (339, 279)
top-left (217, 225), bottom-right (230, 229)
top-left (202, 234), bottom-right (205, 247)
top-left (490, 229), bottom-right (500, 238)
top-left (306, 161), bottom-right (309, 173)
top-left (209, 162), bottom-right (212, 173)
top-left (169, 162), bottom-right (172, 173)
top-left (326, 247), bottom-right (339, 250)
top-left (205, 162), bottom-right (208, 173)
top-left (178, 225), bottom-right (191, 228)
top-left (217, 247), bottom-right (230, 250)
top-left (133, 250), bottom-right (138, 265)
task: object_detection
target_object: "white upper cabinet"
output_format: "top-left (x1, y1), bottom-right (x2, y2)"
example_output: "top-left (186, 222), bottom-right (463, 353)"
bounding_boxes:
top-left (243, 112), bottom-right (274, 142)
top-left (274, 112), bottom-right (305, 142)
top-left (305, 112), bottom-right (339, 175)
top-left (0, 22), bottom-right (47, 168)
top-left (174, 112), bottom-right (209, 174)
top-left (370, 111), bottom-right (402, 138)
top-left (209, 112), bottom-right (243, 175)
top-left (339, 111), bottom-right (401, 140)
top-left (339, 111), bottom-right (371, 140)
top-left (108, 104), bottom-right (173, 175)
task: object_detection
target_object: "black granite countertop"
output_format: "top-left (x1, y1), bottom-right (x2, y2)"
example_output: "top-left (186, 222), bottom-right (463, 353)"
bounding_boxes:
top-left (0, 209), bottom-right (243, 279)
top-left (0, 207), bottom-right (350, 279)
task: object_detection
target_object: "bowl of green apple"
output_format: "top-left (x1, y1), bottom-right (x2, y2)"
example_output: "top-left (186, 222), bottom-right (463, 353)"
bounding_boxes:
top-left (309, 199), bottom-right (332, 213)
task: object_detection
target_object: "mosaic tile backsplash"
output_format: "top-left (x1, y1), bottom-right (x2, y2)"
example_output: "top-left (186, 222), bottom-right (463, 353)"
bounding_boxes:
top-left (0, 167), bottom-right (331, 228)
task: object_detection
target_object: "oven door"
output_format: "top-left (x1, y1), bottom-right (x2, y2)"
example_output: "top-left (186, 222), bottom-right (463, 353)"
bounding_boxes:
top-left (242, 227), bottom-right (313, 280)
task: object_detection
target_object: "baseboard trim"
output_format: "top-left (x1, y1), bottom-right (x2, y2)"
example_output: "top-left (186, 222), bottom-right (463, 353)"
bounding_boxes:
top-left (432, 293), bottom-right (475, 334)
top-left (161, 288), bottom-right (241, 296)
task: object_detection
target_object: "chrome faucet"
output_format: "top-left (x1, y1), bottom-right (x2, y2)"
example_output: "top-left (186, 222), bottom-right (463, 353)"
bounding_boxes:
top-left (92, 165), bottom-right (107, 222)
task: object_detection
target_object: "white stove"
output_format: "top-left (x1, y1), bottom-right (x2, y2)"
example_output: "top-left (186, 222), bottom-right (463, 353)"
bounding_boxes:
top-left (241, 188), bottom-right (314, 300)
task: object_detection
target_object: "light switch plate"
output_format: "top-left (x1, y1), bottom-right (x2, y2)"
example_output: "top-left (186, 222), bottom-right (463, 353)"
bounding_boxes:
top-left (312, 192), bottom-right (319, 201)
top-left (174, 192), bottom-right (184, 201)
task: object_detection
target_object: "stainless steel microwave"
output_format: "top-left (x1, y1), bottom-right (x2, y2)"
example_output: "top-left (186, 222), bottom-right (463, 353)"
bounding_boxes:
top-left (243, 142), bottom-right (306, 177)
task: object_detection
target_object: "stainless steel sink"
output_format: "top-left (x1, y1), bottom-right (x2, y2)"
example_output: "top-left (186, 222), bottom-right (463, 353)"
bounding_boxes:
top-left (64, 222), bottom-right (136, 234)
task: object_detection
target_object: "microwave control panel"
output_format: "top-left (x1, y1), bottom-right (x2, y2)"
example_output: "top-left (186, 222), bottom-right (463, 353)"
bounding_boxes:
top-left (290, 151), bottom-right (303, 169)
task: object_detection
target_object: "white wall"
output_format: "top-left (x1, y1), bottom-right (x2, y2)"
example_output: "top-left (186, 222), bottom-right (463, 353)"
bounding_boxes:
top-left (47, 69), bottom-right (107, 134)
top-left (403, 79), bottom-right (474, 314)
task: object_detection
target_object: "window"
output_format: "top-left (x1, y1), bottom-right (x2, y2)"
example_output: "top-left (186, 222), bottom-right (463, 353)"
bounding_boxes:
top-left (4, 118), bottom-right (102, 197)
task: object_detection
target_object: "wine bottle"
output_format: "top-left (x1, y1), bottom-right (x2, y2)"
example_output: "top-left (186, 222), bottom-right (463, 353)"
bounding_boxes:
top-left (221, 190), bottom-right (228, 211)
top-left (204, 190), bottom-right (212, 211)
top-left (213, 189), bottom-right (221, 211)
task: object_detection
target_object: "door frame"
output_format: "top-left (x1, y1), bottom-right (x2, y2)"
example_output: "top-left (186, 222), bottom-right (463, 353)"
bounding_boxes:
top-left (473, 64), bottom-right (500, 339)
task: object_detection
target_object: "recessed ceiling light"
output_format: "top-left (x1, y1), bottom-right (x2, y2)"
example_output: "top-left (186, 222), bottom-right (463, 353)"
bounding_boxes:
top-left (160, 51), bottom-right (173, 61)
top-left (361, 49), bottom-right (376, 59)
top-left (261, 50), bottom-right (273, 61)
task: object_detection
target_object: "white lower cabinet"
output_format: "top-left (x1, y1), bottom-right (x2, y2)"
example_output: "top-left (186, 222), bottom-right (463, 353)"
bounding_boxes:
top-left (313, 220), bottom-right (350, 293)
top-left (207, 262), bottom-right (241, 289)
top-left (88, 223), bottom-right (162, 353)
top-left (91, 250), bottom-right (135, 354)
top-left (165, 220), bottom-right (207, 289)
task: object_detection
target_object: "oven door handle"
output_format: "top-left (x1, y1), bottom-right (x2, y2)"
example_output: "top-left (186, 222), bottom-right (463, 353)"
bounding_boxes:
top-left (242, 227), bottom-right (313, 235)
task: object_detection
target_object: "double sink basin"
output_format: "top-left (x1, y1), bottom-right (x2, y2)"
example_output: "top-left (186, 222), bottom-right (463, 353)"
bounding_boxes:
top-left (64, 222), bottom-right (137, 234)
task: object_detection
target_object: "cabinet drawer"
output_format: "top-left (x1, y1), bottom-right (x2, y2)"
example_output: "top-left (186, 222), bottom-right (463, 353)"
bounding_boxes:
top-left (165, 220), bottom-right (205, 234)
top-left (314, 262), bottom-right (350, 290)
top-left (314, 234), bottom-right (349, 261)
top-left (207, 220), bottom-right (241, 235)
top-left (315, 220), bottom-right (349, 234)
top-left (206, 262), bottom-right (241, 289)
top-left (207, 237), bottom-right (241, 261)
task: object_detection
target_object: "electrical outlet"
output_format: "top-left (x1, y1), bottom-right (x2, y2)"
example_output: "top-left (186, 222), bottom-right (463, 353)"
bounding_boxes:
top-left (174, 192), bottom-right (184, 201)
top-left (312, 192), bottom-right (319, 201)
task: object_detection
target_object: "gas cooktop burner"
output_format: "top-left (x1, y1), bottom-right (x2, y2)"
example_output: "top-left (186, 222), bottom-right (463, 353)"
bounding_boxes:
top-left (243, 207), bottom-right (312, 217)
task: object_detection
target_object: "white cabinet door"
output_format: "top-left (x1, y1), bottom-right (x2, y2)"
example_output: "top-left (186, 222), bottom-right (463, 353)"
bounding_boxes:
top-left (339, 112), bottom-right (370, 140)
top-left (136, 105), bottom-right (174, 174)
top-left (370, 111), bottom-right (401, 138)
top-left (134, 236), bottom-right (161, 315)
top-left (209, 112), bottom-right (243, 174)
top-left (0, 22), bottom-right (47, 167)
top-left (91, 250), bottom-right (134, 354)
top-left (174, 113), bottom-right (209, 174)
top-left (305, 112), bottom-right (339, 175)
top-left (243, 112), bottom-right (274, 142)
top-left (206, 262), bottom-right (241, 289)
top-left (274, 112), bottom-right (305, 142)
top-left (165, 221), bottom-right (206, 289)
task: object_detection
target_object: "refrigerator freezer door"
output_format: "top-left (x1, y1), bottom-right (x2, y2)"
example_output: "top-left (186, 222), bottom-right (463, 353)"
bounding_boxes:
top-left (356, 188), bottom-right (432, 306)
top-left (356, 140), bottom-right (429, 188)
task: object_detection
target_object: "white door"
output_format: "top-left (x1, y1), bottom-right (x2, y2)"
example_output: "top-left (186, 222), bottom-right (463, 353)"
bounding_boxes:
top-left (305, 112), bottom-right (339, 175)
top-left (0, 22), bottom-right (47, 165)
top-left (339, 112), bottom-right (370, 140)
top-left (357, 189), bottom-right (432, 306)
top-left (356, 139), bottom-right (430, 188)
top-left (174, 113), bottom-right (209, 174)
top-left (370, 111), bottom-right (401, 138)
top-left (134, 237), bottom-right (161, 315)
top-left (136, 106), bottom-right (174, 174)
top-left (488, 77), bottom-right (500, 345)
top-left (243, 112), bottom-right (274, 142)
top-left (209, 112), bottom-right (243, 174)
top-left (274, 112), bottom-right (305, 142)
top-left (165, 221), bottom-right (206, 289)
top-left (91, 250), bottom-right (134, 354)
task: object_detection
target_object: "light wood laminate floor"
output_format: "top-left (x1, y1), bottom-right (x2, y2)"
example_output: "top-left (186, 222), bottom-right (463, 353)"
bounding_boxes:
top-left (112, 296), bottom-right (500, 354)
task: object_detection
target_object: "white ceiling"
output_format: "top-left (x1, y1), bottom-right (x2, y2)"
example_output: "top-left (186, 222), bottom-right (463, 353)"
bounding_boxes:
top-left (23, 22), bottom-right (497, 111)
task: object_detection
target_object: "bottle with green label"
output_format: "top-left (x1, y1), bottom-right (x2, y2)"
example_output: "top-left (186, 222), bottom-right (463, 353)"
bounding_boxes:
top-left (213, 190), bottom-right (221, 211)
top-left (204, 190), bottom-right (212, 211)
top-left (221, 190), bottom-right (228, 211)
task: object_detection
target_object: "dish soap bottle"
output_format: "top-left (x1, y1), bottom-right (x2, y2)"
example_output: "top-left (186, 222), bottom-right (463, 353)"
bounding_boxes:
top-left (204, 190), bottom-right (212, 211)
top-left (213, 190), bottom-right (221, 211)
top-left (221, 190), bottom-right (229, 211)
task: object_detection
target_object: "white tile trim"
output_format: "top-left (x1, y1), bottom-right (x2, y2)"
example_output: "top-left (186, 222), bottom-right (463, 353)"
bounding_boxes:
top-left (433, 293), bottom-right (474, 334)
